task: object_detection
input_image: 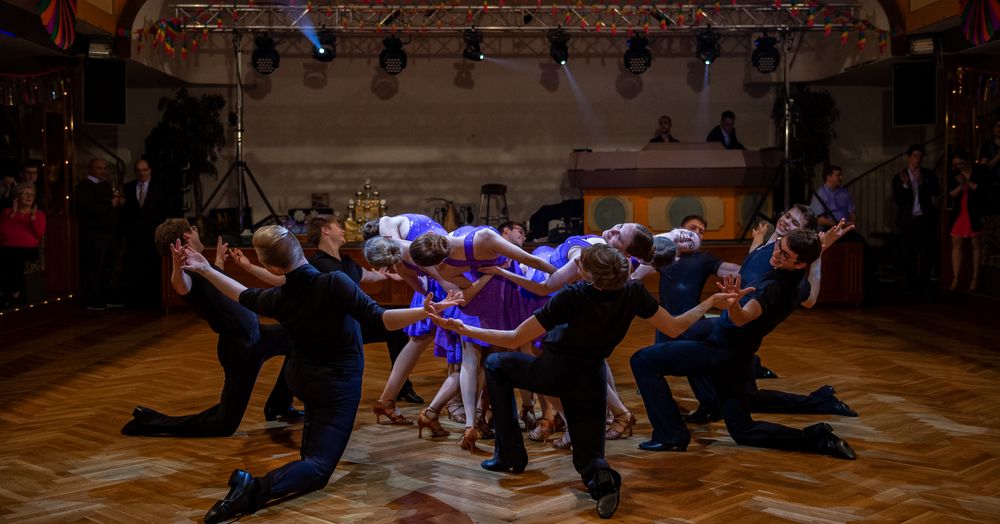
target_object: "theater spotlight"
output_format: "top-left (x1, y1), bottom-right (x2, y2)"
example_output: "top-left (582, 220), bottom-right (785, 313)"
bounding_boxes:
top-left (312, 33), bottom-right (336, 63)
top-left (463, 30), bottom-right (484, 61)
top-left (752, 33), bottom-right (780, 73)
top-left (251, 35), bottom-right (280, 74)
top-left (624, 35), bottom-right (651, 74)
top-left (548, 28), bottom-right (569, 65)
top-left (696, 28), bottom-right (720, 65)
top-left (380, 36), bottom-right (407, 74)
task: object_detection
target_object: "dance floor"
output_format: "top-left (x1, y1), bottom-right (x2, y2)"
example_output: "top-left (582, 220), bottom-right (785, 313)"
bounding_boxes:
top-left (1, 296), bottom-right (999, 523)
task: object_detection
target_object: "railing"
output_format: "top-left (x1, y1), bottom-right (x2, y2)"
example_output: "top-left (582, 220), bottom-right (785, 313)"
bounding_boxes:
top-left (843, 136), bottom-right (945, 247)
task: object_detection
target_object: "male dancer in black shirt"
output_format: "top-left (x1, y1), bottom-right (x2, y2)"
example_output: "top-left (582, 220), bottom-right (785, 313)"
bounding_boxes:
top-left (431, 244), bottom-right (736, 518)
top-left (230, 214), bottom-right (423, 403)
top-left (182, 225), bottom-right (462, 523)
top-left (630, 229), bottom-right (856, 459)
top-left (120, 219), bottom-right (300, 437)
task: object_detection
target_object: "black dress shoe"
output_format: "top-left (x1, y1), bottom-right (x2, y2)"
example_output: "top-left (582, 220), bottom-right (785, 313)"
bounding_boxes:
top-left (264, 406), bottom-right (305, 422)
top-left (811, 385), bottom-right (836, 398)
top-left (396, 388), bottom-right (425, 404)
top-left (120, 419), bottom-right (144, 436)
top-left (132, 406), bottom-right (154, 422)
top-left (481, 457), bottom-right (527, 474)
top-left (820, 434), bottom-right (857, 460)
top-left (592, 469), bottom-right (620, 519)
top-left (756, 366), bottom-right (779, 379)
top-left (683, 408), bottom-right (722, 424)
top-left (827, 400), bottom-right (858, 417)
top-left (637, 438), bottom-right (689, 452)
top-left (204, 469), bottom-right (259, 524)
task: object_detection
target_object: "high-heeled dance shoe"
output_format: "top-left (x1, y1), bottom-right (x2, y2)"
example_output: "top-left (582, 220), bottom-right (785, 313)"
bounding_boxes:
top-left (950, 277), bottom-right (960, 291)
top-left (527, 418), bottom-right (555, 443)
top-left (605, 410), bottom-right (636, 440)
top-left (552, 431), bottom-right (572, 450)
top-left (373, 399), bottom-right (412, 425)
top-left (520, 405), bottom-right (537, 431)
top-left (476, 408), bottom-right (495, 440)
top-left (417, 407), bottom-right (450, 438)
top-left (970, 277), bottom-right (979, 292)
top-left (459, 427), bottom-right (479, 452)
top-left (446, 398), bottom-right (466, 424)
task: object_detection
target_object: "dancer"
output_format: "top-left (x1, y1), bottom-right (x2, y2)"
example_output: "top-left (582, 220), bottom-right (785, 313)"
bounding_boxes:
top-left (430, 244), bottom-right (736, 518)
top-left (630, 229), bottom-right (857, 460)
top-left (681, 208), bottom-right (858, 422)
top-left (230, 214), bottom-right (424, 403)
top-left (120, 219), bottom-right (300, 437)
top-left (181, 225), bottom-right (461, 524)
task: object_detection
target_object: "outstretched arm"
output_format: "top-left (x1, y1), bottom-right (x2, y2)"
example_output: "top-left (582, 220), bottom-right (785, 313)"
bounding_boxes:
top-left (647, 291), bottom-right (740, 337)
top-left (382, 290), bottom-right (465, 331)
top-left (487, 233), bottom-right (558, 274)
top-left (801, 258), bottom-right (821, 309)
top-left (429, 313), bottom-right (546, 349)
top-left (230, 248), bottom-right (286, 287)
top-left (819, 219), bottom-right (856, 252)
top-left (181, 249), bottom-right (248, 302)
top-left (169, 240), bottom-right (193, 296)
top-left (483, 259), bottom-right (578, 296)
top-left (718, 274), bottom-right (761, 327)
top-left (630, 263), bottom-right (656, 281)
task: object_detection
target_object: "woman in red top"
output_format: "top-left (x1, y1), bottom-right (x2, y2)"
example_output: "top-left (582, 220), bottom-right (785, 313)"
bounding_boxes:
top-left (947, 150), bottom-right (987, 291)
top-left (0, 182), bottom-right (46, 307)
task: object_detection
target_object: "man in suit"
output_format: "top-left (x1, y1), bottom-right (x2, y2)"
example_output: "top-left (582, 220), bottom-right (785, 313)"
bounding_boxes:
top-left (705, 110), bottom-right (745, 150)
top-left (75, 158), bottom-right (124, 310)
top-left (891, 144), bottom-right (940, 297)
top-left (122, 159), bottom-right (170, 306)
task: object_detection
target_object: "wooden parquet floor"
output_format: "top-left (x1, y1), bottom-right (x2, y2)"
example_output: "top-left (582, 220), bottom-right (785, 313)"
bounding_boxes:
top-left (2, 296), bottom-right (1000, 523)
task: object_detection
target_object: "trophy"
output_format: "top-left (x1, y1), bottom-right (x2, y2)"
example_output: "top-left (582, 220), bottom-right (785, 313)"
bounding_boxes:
top-left (343, 178), bottom-right (388, 242)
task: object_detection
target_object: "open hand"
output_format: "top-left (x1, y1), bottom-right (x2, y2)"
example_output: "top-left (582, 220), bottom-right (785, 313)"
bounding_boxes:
top-left (819, 219), bottom-right (856, 251)
top-left (375, 267), bottom-right (403, 281)
top-left (427, 311), bottom-right (466, 333)
top-left (180, 249), bottom-right (211, 274)
top-left (752, 222), bottom-right (769, 242)
top-left (716, 274), bottom-right (755, 297)
top-left (423, 289), bottom-right (466, 315)
top-left (169, 239), bottom-right (187, 268)
top-left (214, 236), bottom-right (230, 267)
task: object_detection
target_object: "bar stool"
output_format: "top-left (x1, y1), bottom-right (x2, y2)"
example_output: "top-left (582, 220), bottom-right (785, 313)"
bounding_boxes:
top-left (478, 183), bottom-right (508, 227)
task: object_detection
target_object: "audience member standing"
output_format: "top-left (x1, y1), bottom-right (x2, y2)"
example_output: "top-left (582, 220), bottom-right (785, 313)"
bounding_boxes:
top-left (891, 144), bottom-right (940, 297)
top-left (649, 115), bottom-right (680, 143)
top-left (947, 150), bottom-right (987, 291)
top-left (75, 158), bottom-right (124, 310)
top-left (0, 183), bottom-right (46, 307)
top-left (121, 159), bottom-right (169, 306)
top-left (706, 110), bottom-right (745, 150)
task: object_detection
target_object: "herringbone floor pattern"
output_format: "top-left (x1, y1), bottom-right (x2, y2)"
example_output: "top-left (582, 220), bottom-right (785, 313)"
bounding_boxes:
top-left (1, 297), bottom-right (999, 523)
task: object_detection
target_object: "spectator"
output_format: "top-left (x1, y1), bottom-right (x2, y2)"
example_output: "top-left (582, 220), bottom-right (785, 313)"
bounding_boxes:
top-left (977, 117), bottom-right (1000, 214)
top-left (810, 165), bottom-right (856, 230)
top-left (0, 182), bottom-right (46, 307)
top-left (649, 115), bottom-right (680, 143)
top-left (706, 110), bottom-right (745, 150)
top-left (121, 159), bottom-right (170, 306)
top-left (75, 158), bottom-right (124, 310)
top-left (947, 149), bottom-right (987, 291)
top-left (891, 144), bottom-right (940, 297)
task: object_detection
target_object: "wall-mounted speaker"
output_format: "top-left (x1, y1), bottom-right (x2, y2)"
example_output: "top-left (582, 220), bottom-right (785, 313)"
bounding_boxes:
top-left (83, 59), bottom-right (127, 125)
top-left (588, 196), bottom-right (633, 232)
top-left (647, 196), bottom-right (724, 232)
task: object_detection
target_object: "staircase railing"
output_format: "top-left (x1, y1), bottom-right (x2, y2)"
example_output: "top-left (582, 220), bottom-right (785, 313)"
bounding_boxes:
top-left (843, 136), bottom-right (945, 247)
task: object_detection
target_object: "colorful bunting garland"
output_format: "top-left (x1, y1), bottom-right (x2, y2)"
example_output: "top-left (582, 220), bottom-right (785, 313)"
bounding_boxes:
top-left (960, 0), bottom-right (999, 46)
top-left (38, 0), bottom-right (78, 50)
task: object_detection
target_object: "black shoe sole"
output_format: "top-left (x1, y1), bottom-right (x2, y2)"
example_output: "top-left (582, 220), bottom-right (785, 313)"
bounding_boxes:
top-left (595, 470), bottom-right (620, 519)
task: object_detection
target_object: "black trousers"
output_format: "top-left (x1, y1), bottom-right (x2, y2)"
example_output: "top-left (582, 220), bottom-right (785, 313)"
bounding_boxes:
top-left (484, 350), bottom-right (614, 489)
top-left (658, 318), bottom-right (837, 416)
top-left (898, 214), bottom-right (938, 292)
top-left (128, 325), bottom-right (295, 437)
top-left (254, 358), bottom-right (362, 504)
top-left (630, 339), bottom-right (830, 454)
top-left (79, 229), bottom-right (117, 307)
top-left (359, 319), bottom-right (413, 393)
top-left (0, 246), bottom-right (38, 297)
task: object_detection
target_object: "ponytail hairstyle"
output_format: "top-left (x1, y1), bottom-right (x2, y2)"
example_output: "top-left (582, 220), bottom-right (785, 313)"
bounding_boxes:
top-left (627, 224), bottom-right (655, 262)
top-left (363, 236), bottom-right (403, 269)
top-left (409, 232), bottom-right (451, 267)
top-left (361, 219), bottom-right (382, 240)
top-left (579, 244), bottom-right (630, 290)
top-left (253, 225), bottom-right (305, 271)
top-left (648, 236), bottom-right (678, 270)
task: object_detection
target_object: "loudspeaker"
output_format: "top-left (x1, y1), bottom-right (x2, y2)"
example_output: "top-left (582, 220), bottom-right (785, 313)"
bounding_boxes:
top-left (892, 61), bottom-right (936, 127)
top-left (83, 59), bottom-right (127, 125)
top-left (587, 196), bottom-right (633, 232)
